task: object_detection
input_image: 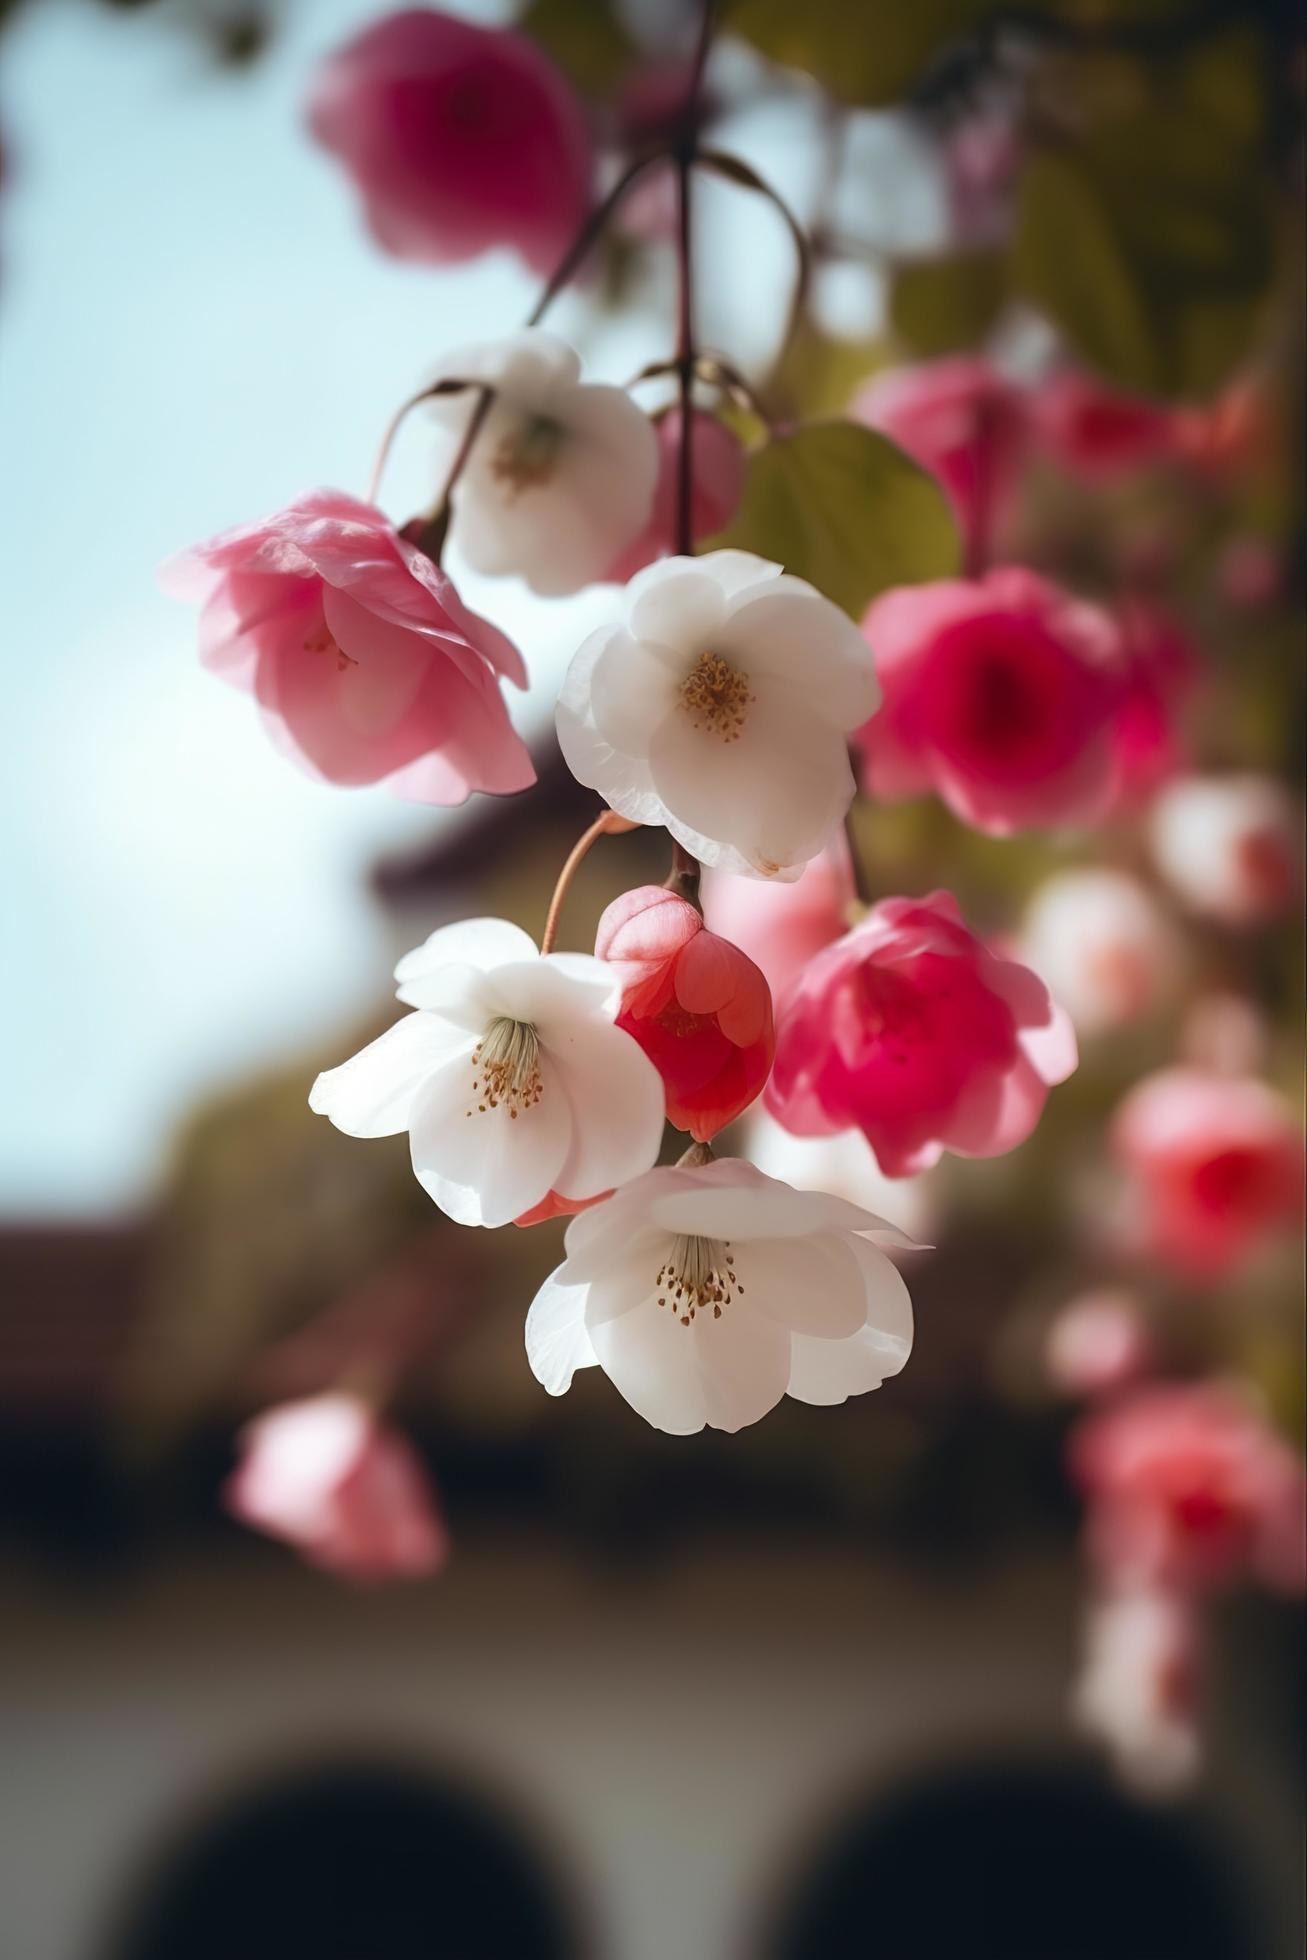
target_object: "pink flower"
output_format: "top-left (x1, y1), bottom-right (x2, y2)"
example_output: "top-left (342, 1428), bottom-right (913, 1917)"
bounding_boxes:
top-left (1150, 775), bottom-right (1302, 927)
top-left (1046, 1289), bottom-right (1153, 1400)
top-left (160, 490), bottom-right (534, 803)
top-left (596, 885), bottom-right (775, 1142)
top-left (766, 890), bottom-right (1077, 1177)
top-left (1074, 1584), bottom-right (1202, 1793)
top-left (1072, 1382), bottom-right (1306, 1596)
top-left (701, 839), bottom-right (854, 1006)
top-left (1018, 869), bottom-right (1183, 1037)
top-left (604, 408), bottom-right (746, 582)
top-left (856, 570), bottom-right (1125, 835)
top-left (307, 9), bottom-right (593, 274)
top-left (1111, 1067), bottom-right (1304, 1278)
top-left (1035, 370), bottom-right (1179, 478)
top-left (853, 359), bottom-right (1028, 567)
top-left (225, 1393), bottom-right (448, 1581)
top-left (1105, 604), bottom-right (1195, 807)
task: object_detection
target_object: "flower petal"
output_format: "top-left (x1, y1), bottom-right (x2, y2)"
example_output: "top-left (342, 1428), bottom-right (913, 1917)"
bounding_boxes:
top-left (309, 1014), bottom-right (473, 1137)
top-left (547, 1016), bottom-right (667, 1203)
top-left (625, 559), bottom-right (727, 650)
top-left (787, 1238), bottom-right (913, 1404)
top-left (395, 917), bottom-right (539, 989)
top-left (741, 1233), bottom-right (867, 1338)
top-left (525, 1265), bottom-right (599, 1394)
top-left (408, 1049), bottom-right (572, 1227)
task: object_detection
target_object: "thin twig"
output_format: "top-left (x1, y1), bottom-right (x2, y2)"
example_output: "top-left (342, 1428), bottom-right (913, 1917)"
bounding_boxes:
top-left (540, 810), bottom-right (639, 956)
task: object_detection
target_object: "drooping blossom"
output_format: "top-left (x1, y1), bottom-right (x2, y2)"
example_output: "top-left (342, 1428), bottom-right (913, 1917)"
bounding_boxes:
top-left (1110, 1068), bottom-right (1304, 1278)
top-left (525, 1156), bottom-right (915, 1434)
top-left (701, 838), bottom-right (854, 1006)
top-left (308, 10), bottom-right (592, 274)
top-left (1046, 1289), bottom-right (1153, 1400)
top-left (159, 490), bottom-right (534, 803)
top-left (1018, 868), bottom-right (1183, 1037)
top-left (1034, 370), bottom-right (1180, 479)
top-left (856, 570), bottom-right (1125, 836)
top-left (1074, 1585), bottom-right (1202, 1794)
top-left (1106, 603), bottom-right (1195, 806)
top-left (310, 918), bottom-right (665, 1227)
top-left (742, 1107), bottom-right (935, 1246)
top-left (767, 890), bottom-right (1077, 1178)
top-left (605, 408), bottom-right (746, 583)
top-left (853, 358), bottom-right (1028, 565)
top-left (595, 885), bottom-right (773, 1142)
top-left (558, 550), bottom-right (878, 878)
top-left (1149, 775), bottom-right (1302, 927)
top-left (1071, 1382), bottom-right (1307, 1595)
top-left (429, 329), bottom-right (659, 597)
top-left (225, 1393), bottom-right (447, 1581)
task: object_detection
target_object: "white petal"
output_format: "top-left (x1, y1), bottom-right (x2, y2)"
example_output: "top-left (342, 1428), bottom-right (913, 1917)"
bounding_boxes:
top-left (720, 582), bottom-right (879, 729)
top-left (625, 560), bottom-right (726, 650)
top-left (590, 1297), bottom-right (709, 1434)
top-left (525, 1265), bottom-right (599, 1395)
top-left (588, 626), bottom-right (684, 757)
top-left (696, 1302), bottom-right (792, 1432)
top-left (547, 1017), bottom-right (667, 1202)
top-left (555, 691), bottom-right (666, 826)
top-left (482, 952), bottom-right (620, 1032)
top-left (395, 918), bottom-right (539, 985)
top-left (787, 1239), bottom-right (914, 1406)
top-left (740, 1233), bottom-right (868, 1338)
top-left (646, 1160), bottom-right (855, 1241)
top-left (407, 1050), bottom-right (572, 1227)
top-left (696, 548), bottom-right (785, 601)
top-left (309, 1014), bottom-right (473, 1138)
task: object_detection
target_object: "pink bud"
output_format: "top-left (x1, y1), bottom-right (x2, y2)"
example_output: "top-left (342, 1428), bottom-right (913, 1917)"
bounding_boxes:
top-left (605, 408), bottom-right (746, 583)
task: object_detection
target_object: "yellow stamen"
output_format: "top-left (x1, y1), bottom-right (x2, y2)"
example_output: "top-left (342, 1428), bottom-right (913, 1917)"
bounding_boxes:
top-left (679, 651), bottom-right (753, 743)
top-left (464, 1017), bottom-right (543, 1120)
top-left (655, 1235), bottom-right (744, 1326)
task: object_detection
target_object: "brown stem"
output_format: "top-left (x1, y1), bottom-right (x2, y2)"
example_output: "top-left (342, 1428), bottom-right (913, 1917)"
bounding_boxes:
top-left (540, 810), bottom-right (640, 956)
top-left (843, 783), bottom-right (874, 913)
top-left (367, 377), bottom-right (483, 506)
top-left (695, 149), bottom-right (811, 361)
top-left (527, 150), bottom-right (668, 328)
top-left (663, 838), bottom-right (703, 913)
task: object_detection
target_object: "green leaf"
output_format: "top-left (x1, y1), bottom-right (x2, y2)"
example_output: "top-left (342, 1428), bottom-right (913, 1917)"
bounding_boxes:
top-left (706, 420), bottom-right (961, 617)
top-left (890, 252), bottom-right (1009, 356)
top-left (725, 0), bottom-right (1000, 107)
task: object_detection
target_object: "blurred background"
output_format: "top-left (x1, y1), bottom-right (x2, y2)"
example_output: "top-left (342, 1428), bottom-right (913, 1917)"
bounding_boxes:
top-left (1, 1), bottom-right (1302, 1955)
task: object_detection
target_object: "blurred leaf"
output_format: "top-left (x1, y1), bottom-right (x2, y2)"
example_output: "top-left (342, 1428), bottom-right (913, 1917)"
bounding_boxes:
top-left (518, 0), bottom-right (635, 95)
top-left (1014, 111), bottom-right (1272, 397)
top-left (726, 0), bottom-right (1002, 106)
top-left (890, 251), bottom-right (1009, 355)
top-left (767, 319), bottom-right (886, 419)
top-left (707, 420), bottom-right (961, 616)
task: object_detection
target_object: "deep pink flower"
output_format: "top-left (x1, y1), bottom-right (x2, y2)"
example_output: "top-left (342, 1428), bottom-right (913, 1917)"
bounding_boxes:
top-left (1035, 370), bottom-right (1179, 479)
top-left (766, 889), bottom-right (1077, 1177)
top-left (701, 839), bottom-right (854, 1006)
top-left (225, 1393), bottom-right (448, 1582)
top-left (604, 408), bottom-right (746, 582)
top-left (1107, 602), bottom-right (1195, 807)
top-left (161, 490), bottom-right (534, 803)
top-left (853, 358), bottom-right (1028, 567)
top-left (1071, 1382), bottom-right (1306, 1596)
top-left (1111, 1067), bottom-right (1304, 1277)
top-left (856, 570), bottom-right (1125, 835)
top-left (308, 9), bottom-right (593, 273)
top-left (596, 885), bottom-right (774, 1143)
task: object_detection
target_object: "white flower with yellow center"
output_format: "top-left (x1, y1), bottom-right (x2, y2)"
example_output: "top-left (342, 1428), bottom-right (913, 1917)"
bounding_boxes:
top-left (309, 918), bottom-right (666, 1227)
top-left (556, 550), bottom-right (879, 879)
top-left (430, 329), bottom-right (659, 597)
top-left (526, 1157), bottom-right (916, 1434)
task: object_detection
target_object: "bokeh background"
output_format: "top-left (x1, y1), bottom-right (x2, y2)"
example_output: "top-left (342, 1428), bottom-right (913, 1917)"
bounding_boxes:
top-left (1, 1), bottom-right (1302, 1956)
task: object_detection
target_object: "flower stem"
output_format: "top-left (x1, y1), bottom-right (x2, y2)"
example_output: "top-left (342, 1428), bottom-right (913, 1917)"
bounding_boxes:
top-left (541, 810), bottom-right (640, 956)
top-left (664, 838), bottom-right (703, 913)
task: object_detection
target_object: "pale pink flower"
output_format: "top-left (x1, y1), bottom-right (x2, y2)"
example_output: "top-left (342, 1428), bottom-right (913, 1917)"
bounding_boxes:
top-left (856, 570), bottom-right (1125, 836)
top-left (160, 490), bottom-right (534, 803)
top-left (1018, 868), bottom-right (1183, 1036)
top-left (596, 885), bottom-right (774, 1142)
top-left (853, 358), bottom-right (1028, 566)
top-left (1150, 775), bottom-right (1302, 927)
top-left (1074, 1585), bottom-right (1202, 1794)
top-left (1071, 1382), bottom-right (1306, 1596)
top-left (701, 838), bottom-right (855, 1005)
top-left (1111, 1067), bottom-right (1304, 1278)
top-left (766, 890), bottom-right (1077, 1178)
top-left (605, 408), bottom-right (746, 583)
top-left (1046, 1290), bottom-right (1153, 1400)
top-left (1035, 370), bottom-right (1179, 479)
top-left (225, 1393), bottom-right (447, 1581)
top-left (308, 9), bottom-right (593, 274)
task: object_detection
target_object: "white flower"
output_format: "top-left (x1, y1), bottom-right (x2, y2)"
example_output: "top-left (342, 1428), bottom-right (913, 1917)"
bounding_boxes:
top-left (309, 918), bottom-right (666, 1227)
top-left (1074, 1587), bottom-right (1201, 1796)
top-left (1149, 774), bottom-right (1301, 927)
top-left (430, 329), bottom-right (659, 597)
top-left (556, 550), bottom-right (879, 880)
top-left (741, 1108), bottom-right (936, 1246)
top-left (525, 1156), bottom-right (915, 1434)
top-left (1018, 868), bottom-right (1183, 1036)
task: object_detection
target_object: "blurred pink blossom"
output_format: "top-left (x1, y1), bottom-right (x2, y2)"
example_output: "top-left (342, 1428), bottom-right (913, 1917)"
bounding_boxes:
top-left (596, 885), bottom-right (774, 1142)
top-left (308, 9), bottom-right (593, 273)
top-left (1019, 868), bottom-right (1183, 1036)
top-left (1150, 775), bottom-right (1302, 926)
top-left (160, 490), bottom-right (534, 803)
top-left (853, 358), bottom-right (1028, 567)
top-left (1046, 1290), bottom-right (1153, 1400)
top-left (226, 1393), bottom-right (448, 1581)
top-left (856, 570), bottom-right (1125, 835)
top-left (1074, 1584), bottom-right (1202, 1794)
top-left (767, 889), bottom-right (1077, 1177)
top-left (701, 839), bottom-right (854, 1006)
top-left (1072, 1382), bottom-right (1306, 1596)
top-left (1035, 370), bottom-right (1179, 479)
top-left (605, 408), bottom-right (745, 583)
top-left (1107, 603), bottom-right (1196, 807)
top-left (1111, 1068), bottom-right (1304, 1278)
